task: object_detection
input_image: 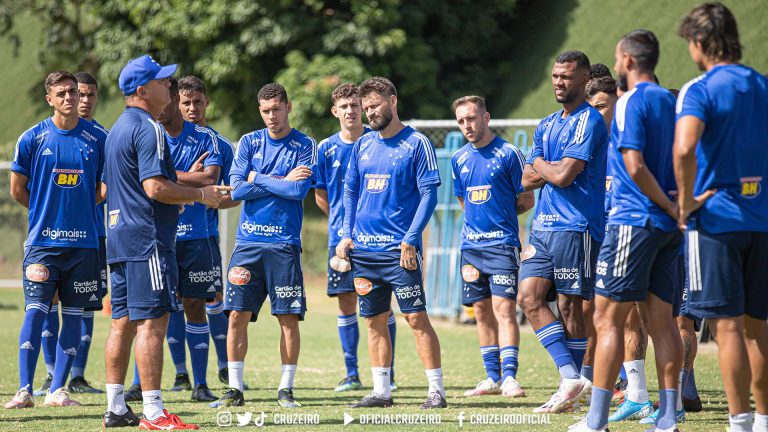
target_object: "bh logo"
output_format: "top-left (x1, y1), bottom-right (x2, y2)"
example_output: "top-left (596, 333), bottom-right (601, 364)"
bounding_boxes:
top-left (365, 174), bottom-right (390, 193)
top-left (467, 186), bottom-right (492, 204)
top-left (740, 177), bottom-right (762, 199)
top-left (52, 169), bottom-right (83, 188)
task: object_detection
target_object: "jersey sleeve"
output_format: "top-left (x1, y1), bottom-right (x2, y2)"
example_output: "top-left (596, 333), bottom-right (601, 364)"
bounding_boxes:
top-left (562, 109), bottom-right (605, 162)
top-left (300, 136), bottom-right (318, 175)
top-left (10, 131), bottom-right (33, 177)
top-left (676, 78), bottom-right (708, 122)
top-left (526, 121), bottom-right (546, 164)
top-left (414, 134), bottom-right (441, 188)
top-left (313, 140), bottom-right (329, 190)
top-left (202, 131), bottom-right (224, 168)
top-left (451, 153), bottom-right (464, 197)
top-left (96, 133), bottom-right (106, 185)
top-left (137, 119), bottom-right (172, 182)
top-left (506, 144), bottom-right (526, 195)
top-left (616, 93), bottom-right (647, 152)
top-left (344, 140), bottom-right (361, 197)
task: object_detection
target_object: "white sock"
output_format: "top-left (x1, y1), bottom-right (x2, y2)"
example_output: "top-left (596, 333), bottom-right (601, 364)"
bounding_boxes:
top-left (754, 413), bottom-right (768, 432)
top-left (228, 361), bottom-right (244, 392)
top-left (106, 383), bottom-right (127, 415)
top-left (425, 368), bottom-right (445, 397)
top-left (141, 390), bottom-right (164, 421)
top-left (729, 412), bottom-right (753, 432)
top-left (623, 359), bottom-right (648, 403)
top-left (676, 370), bottom-right (684, 411)
top-left (279, 365), bottom-right (297, 390)
top-left (372, 367), bottom-right (391, 398)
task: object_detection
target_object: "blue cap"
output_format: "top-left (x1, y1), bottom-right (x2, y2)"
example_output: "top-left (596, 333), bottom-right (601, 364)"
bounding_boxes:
top-left (118, 54), bottom-right (177, 96)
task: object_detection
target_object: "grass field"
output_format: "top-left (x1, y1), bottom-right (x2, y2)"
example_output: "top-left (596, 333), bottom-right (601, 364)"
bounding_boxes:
top-left (0, 287), bottom-right (732, 431)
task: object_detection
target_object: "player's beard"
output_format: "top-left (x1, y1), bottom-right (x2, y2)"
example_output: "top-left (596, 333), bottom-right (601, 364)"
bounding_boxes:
top-left (468, 128), bottom-right (485, 144)
top-left (369, 108), bottom-right (393, 131)
top-left (616, 72), bottom-right (629, 92)
top-left (556, 86), bottom-right (580, 104)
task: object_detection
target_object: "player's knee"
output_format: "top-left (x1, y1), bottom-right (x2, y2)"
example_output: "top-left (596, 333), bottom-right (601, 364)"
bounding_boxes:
top-left (516, 289), bottom-right (539, 312)
top-left (743, 316), bottom-right (768, 340)
top-left (337, 293), bottom-right (357, 315)
top-left (403, 311), bottom-right (432, 331)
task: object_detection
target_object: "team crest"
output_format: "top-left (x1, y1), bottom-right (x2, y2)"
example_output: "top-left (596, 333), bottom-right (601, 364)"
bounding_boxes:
top-left (25, 264), bottom-right (49, 282)
top-left (466, 186), bottom-right (492, 204)
top-left (740, 176), bottom-right (762, 198)
top-left (461, 265), bottom-right (480, 282)
top-left (353, 278), bottom-right (373, 296)
top-left (521, 244), bottom-right (537, 261)
top-left (228, 267), bottom-right (251, 286)
top-left (108, 210), bottom-right (120, 229)
top-left (364, 174), bottom-right (390, 193)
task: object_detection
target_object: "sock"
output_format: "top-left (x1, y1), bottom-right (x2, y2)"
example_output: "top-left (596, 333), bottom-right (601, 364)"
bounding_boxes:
top-left (50, 307), bottom-right (83, 391)
top-left (480, 345), bottom-right (501, 382)
top-left (657, 389), bottom-right (678, 430)
top-left (619, 365), bottom-right (627, 381)
top-left (106, 383), bottom-right (127, 415)
top-left (388, 312), bottom-right (397, 379)
top-left (682, 368), bottom-right (700, 399)
top-left (337, 313), bottom-right (359, 378)
top-left (42, 304), bottom-right (59, 376)
top-left (132, 361), bottom-right (141, 386)
top-left (586, 386), bottom-right (611, 430)
top-left (166, 310), bottom-right (187, 375)
top-left (581, 365), bottom-right (594, 382)
top-left (754, 413), bottom-right (768, 432)
top-left (206, 302), bottom-right (229, 371)
top-left (623, 359), bottom-right (648, 403)
top-left (500, 345), bottom-right (519, 380)
top-left (425, 368), bottom-right (445, 397)
top-left (228, 361), bottom-right (244, 392)
top-left (534, 321), bottom-right (579, 379)
top-left (71, 311), bottom-right (94, 379)
top-left (279, 364), bottom-right (297, 390)
top-left (728, 413), bottom-right (753, 432)
top-left (185, 322), bottom-right (210, 386)
top-left (372, 367), bottom-right (391, 398)
top-left (142, 390), bottom-right (165, 422)
top-left (19, 304), bottom-right (48, 390)
top-left (566, 337), bottom-right (587, 370)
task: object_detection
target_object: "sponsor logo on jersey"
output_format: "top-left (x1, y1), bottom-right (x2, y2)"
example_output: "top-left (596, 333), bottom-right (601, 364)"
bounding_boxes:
top-left (240, 221), bottom-right (284, 236)
top-left (394, 284), bottom-right (423, 300)
top-left (25, 264), bottom-right (49, 282)
top-left (273, 285), bottom-right (303, 298)
top-left (521, 245), bottom-right (536, 261)
top-left (596, 279), bottom-right (605, 288)
top-left (596, 260), bottom-right (608, 276)
top-left (466, 185), bottom-right (492, 204)
top-left (460, 165), bottom-right (469, 174)
top-left (740, 176), bottom-right (762, 198)
top-left (108, 210), bottom-right (120, 228)
top-left (42, 148), bottom-right (53, 156)
top-left (41, 227), bottom-right (88, 241)
top-left (176, 223), bottom-right (194, 235)
top-left (332, 159), bottom-right (341, 168)
top-left (354, 277), bottom-right (373, 296)
top-left (73, 280), bottom-right (99, 294)
top-left (466, 230), bottom-right (504, 242)
top-left (52, 168), bottom-right (84, 188)
top-left (356, 233), bottom-right (395, 245)
top-left (188, 270), bottom-right (218, 284)
top-left (461, 265), bottom-right (480, 282)
top-left (605, 176), bottom-right (613, 193)
top-left (228, 267), bottom-right (251, 286)
top-left (364, 174), bottom-right (390, 193)
top-left (536, 214), bottom-right (560, 223)
top-left (412, 298), bottom-right (424, 306)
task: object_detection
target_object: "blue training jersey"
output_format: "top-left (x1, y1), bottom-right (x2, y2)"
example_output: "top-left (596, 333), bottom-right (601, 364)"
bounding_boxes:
top-left (527, 101), bottom-right (608, 242)
top-left (90, 118), bottom-right (109, 239)
top-left (608, 82), bottom-right (677, 232)
top-left (229, 128), bottom-right (316, 245)
top-left (12, 117), bottom-right (105, 249)
top-left (344, 126), bottom-right (441, 251)
top-left (167, 121), bottom-right (223, 241)
top-left (315, 128), bottom-right (371, 247)
top-left (677, 64), bottom-right (768, 233)
top-left (452, 135), bottom-right (526, 249)
top-left (205, 126), bottom-right (235, 238)
top-left (105, 107), bottom-right (178, 263)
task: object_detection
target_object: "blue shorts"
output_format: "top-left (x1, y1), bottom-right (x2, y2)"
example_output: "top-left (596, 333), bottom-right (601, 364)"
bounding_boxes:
top-left (176, 238), bottom-right (217, 300)
top-left (327, 247), bottom-right (354, 297)
top-left (685, 228), bottom-right (768, 320)
top-left (519, 230), bottom-right (599, 300)
top-left (23, 246), bottom-right (102, 310)
top-left (460, 244), bottom-right (520, 306)
top-left (225, 242), bottom-right (306, 322)
top-left (110, 249), bottom-right (179, 321)
top-left (673, 254), bottom-right (702, 331)
top-left (349, 250), bottom-right (426, 318)
top-left (594, 224), bottom-right (682, 305)
top-left (86, 236), bottom-right (108, 311)
top-left (208, 236), bottom-right (224, 294)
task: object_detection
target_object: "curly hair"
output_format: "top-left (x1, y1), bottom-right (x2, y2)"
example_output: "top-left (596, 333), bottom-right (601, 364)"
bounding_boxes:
top-left (586, 76), bottom-right (617, 99)
top-left (358, 76), bottom-right (397, 99)
top-left (257, 83), bottom-right (289, 103)
top-left (331, 83), bottom-right (359, 104)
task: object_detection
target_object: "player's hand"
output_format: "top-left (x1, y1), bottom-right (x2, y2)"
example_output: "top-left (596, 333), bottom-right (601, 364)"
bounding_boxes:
top-left (247, 171), bottom-right (256, 183)
top-left (678, 189), bottom-right (717, 230)
top-left (336, 238), bottom-right (354, 260)
top-left (189, 151), bottom-right (209, 173)
top-left (178, 204), bottom-right (185, 214)
top-left (285, 166), bottom-right (312, 181)
top-left (198, 185), bottom-right (224, 208)
top-left (663, 200), bottom-right (679, 220)
top-left (400, 242), bottom-right (418, 271)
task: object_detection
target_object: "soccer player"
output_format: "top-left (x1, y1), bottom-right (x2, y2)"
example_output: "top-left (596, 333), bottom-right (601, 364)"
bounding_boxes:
top-left (517, 50), bottom-right (607, 414)
top-left (572, 30), bottom-right (686, 432)
top-left (102, 54), bottom-right (224, 429)
top-left (178, 75), bottom-right (239, 386)
top-left (314, 83), bottom-right (399, 392)
top-left (675, 4), bottom-right (768, 431)
top-left (158, 77), bottom-right (223, 402)
top-left (337, 76), bottom-right (446, 409)
top-left (451, 96), bottom-right (534, 398)
top-left (5, 71), bottom-right (106, 409)
top-left (215, 83), bottom-right (315, 409)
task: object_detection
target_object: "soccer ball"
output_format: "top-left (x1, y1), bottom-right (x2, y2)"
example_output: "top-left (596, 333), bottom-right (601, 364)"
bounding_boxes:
top-left (329, 255), bottom-right (351, 272)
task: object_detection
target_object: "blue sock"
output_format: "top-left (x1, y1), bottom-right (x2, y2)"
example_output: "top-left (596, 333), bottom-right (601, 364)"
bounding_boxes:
top-left (682, 368), bottom-right (699, 399)
top-left (500, 346), bottom-right (519, 380)
top-left (566, 337), bottom-right (587, 370)
top-left (587, 386), bottom-right (612, 430)
top-left (581, 365), bottom-right (593, 382)
top-left (337, 313), bottom-right (359, 378)
top-left (19, 304), bottom-right (48, 390)
top-left (206, 302), bottom-right (229, 371)
top-left (657, 389), bottom-right (679, 429)
top-left (186, 322), bottom-right (210, 386)
top-left (132, 361), bottom-right (140, 386)
top-left (534, 321), bottom-right (579, 379)
top-left (480, 345), bottom-right (501, 382)
top-left (619, 365), bottom-right (627, 381)
top-left (50, 307), bottom-right (83, 391)
top-left (388, 312), bottom-right (396, 379)
top-left (42, 304), bottom-right (59, 375)
top-left (166, 309), bottom-right (187, 374)
top-left (71, 311), bottom-right (94, 379)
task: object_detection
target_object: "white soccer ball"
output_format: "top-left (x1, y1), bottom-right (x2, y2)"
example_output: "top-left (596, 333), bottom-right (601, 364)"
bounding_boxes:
top-left (330, 255), bottom-right (351, 272)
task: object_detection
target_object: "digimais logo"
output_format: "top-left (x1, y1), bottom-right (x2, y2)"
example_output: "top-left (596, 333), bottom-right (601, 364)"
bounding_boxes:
top-left (241, 222), bottom-right (283, 236)
top-left (42, 227), bottom-right (88, 241)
